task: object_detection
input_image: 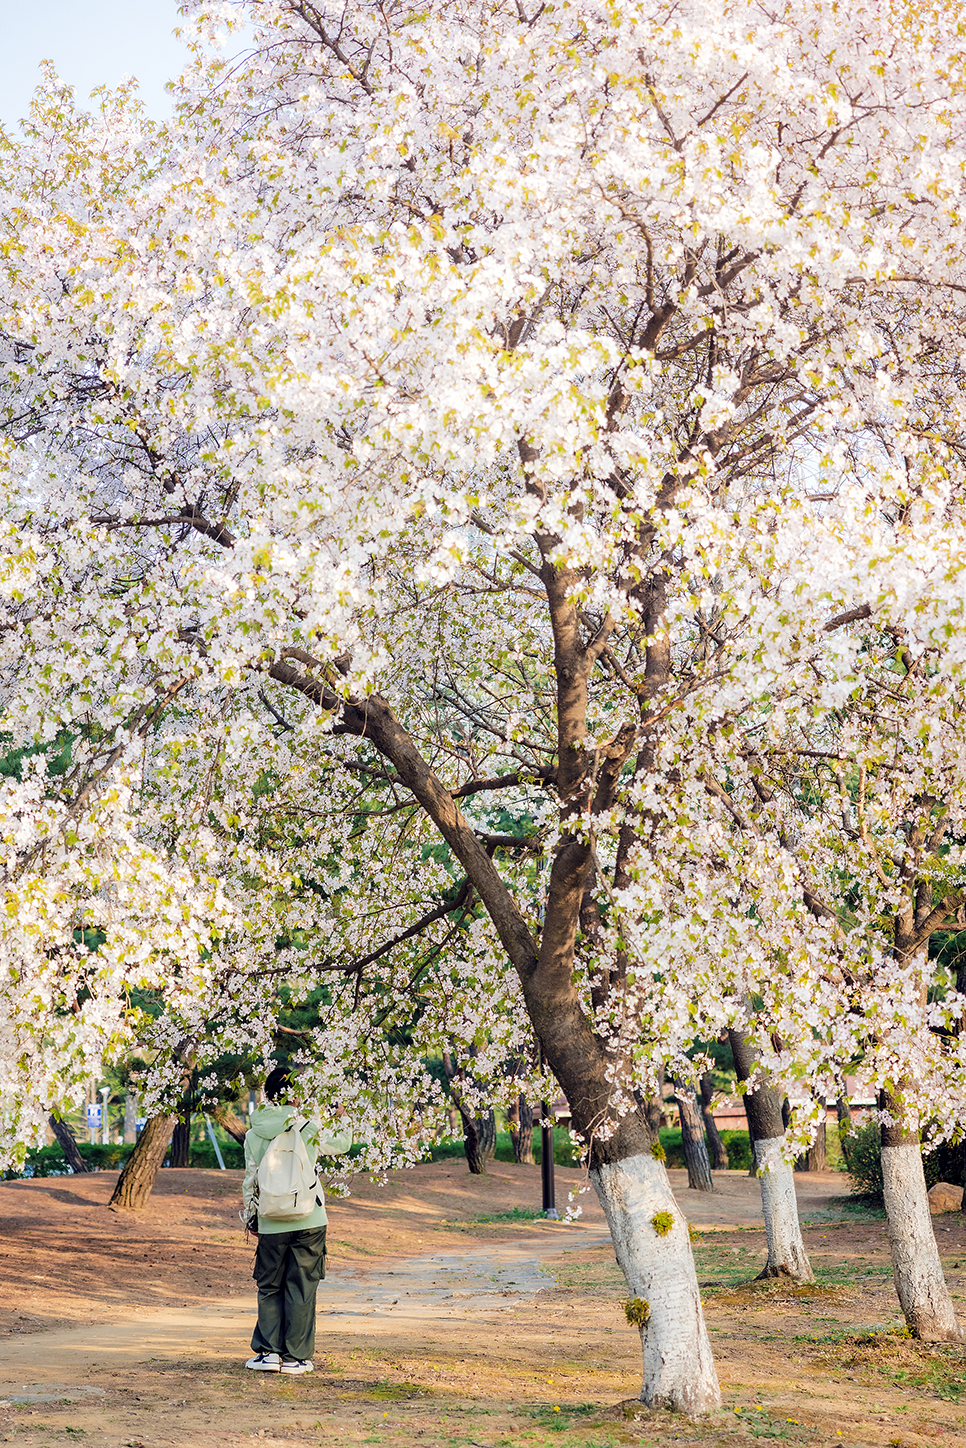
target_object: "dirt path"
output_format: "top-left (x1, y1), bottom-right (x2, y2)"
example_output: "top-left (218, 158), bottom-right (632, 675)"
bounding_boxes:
top-left (2, 1163), bottom-right (965, 1448)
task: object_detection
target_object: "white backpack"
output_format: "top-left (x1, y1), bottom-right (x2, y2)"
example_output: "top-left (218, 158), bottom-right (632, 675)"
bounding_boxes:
top-left (256, 1117), bottom-right (320, 1222)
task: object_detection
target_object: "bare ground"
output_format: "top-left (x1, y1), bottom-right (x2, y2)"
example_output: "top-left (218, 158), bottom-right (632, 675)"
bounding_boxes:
top-left (1, 1162), bottom-right (965, 1448)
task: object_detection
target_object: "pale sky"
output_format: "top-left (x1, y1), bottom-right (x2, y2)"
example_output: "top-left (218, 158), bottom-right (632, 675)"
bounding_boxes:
top-left (0, 1), bottom-right (187, 128)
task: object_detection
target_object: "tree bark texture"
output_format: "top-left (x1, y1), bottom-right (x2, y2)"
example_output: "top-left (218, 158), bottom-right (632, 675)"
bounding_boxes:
top-left (592, 1154), bottom-right (720, 1414)
top-left (729, 1029), bottom-right (813, 1281)
top-left (48, 1116), bottom-right (90, 1174)
top-left (880, 1093), bottom-right (961, 1341)
top-left (674, 1086), bottom-right (714, 1192)
top-left (508, 1094), bottom-right (535, 1164)
top-left (699, 1075), bottom-right (729, 1171)
top-left (109, 1113), bottom-right (175, 1211)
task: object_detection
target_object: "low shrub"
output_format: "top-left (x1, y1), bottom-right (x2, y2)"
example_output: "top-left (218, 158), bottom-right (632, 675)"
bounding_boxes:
top-left (845, 1120), bottom-right (882, 1200)
top-left (845, 1120), bottom-right (964, 1204)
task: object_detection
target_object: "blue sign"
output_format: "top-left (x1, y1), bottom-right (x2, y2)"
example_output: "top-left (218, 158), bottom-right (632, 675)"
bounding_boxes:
top-left (86, 1104), bottom-right (102, 1128)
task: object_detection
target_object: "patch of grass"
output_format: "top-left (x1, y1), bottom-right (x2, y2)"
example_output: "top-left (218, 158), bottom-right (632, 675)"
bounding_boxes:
top-left (526, 1402), bottom-right (600, 1433)
top-left (367, 1381), bottom-right (432, 1401)
top-left (470, 1206), bottom-right (546, 1224)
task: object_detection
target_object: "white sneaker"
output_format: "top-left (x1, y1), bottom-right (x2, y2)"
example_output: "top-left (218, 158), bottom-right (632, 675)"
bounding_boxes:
top-left (246, 1352), bottom-right (281, 1371)
top-left (280, 1358), bottom-right (314, 1375)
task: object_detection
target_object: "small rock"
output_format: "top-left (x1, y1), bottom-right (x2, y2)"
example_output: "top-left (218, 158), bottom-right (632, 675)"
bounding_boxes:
top-left (927, 1181), bottom-right (963, 1214)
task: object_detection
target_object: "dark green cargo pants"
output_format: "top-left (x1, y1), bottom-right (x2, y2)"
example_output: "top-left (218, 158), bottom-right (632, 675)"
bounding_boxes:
top-left (251, 1225), bottom-right (327, 1361)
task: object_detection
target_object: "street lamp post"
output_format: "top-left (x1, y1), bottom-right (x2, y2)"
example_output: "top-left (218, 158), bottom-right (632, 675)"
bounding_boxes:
top-left (100, 1086), bottom-right (110, 1147)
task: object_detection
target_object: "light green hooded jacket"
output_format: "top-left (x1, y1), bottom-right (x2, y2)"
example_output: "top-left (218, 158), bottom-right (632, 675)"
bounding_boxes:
top-left (242, 1103), bottom-right (352, 1235)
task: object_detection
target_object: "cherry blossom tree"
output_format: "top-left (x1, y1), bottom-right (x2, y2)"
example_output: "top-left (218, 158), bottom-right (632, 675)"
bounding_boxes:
top-left (3, 0), bottom-right (966, 1409)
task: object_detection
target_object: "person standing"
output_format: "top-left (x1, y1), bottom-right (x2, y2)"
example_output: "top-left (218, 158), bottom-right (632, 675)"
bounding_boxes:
top-left (242, 1067), bottom-right (351, 1374)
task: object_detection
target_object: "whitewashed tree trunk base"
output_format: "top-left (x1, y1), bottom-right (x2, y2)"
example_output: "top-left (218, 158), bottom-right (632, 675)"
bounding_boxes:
top-left (881, 1142), bottom-right (962, 1342)
top-left (754, 1137), bottom-right (814, 1282)
top-left (591, 1153), bottom-right (720, 1416)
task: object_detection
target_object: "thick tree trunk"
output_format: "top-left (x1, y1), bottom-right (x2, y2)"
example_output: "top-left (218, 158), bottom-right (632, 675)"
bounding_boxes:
top-left (674, 1086), bottom-right (714, 1192)
top-left (508, 1094), bottom-right (534, 1164)
top-left (592, 1153), bottom-right (719, 1414)
top-left (795, 1119), bottom-right (827, 1172)
top-left (699, 1075), bottom-right (729, 1171)
top-left (122, 1092), bottom-right (138, 1145)
top-left (729, 1030), bottom-right (813, 1282)
top-left (48, 1116), bottom-right (90, 1174)
top-left (879, 1091), bottom-right (961, 1341)
top-left (109, 1113), bottom-right (175, 1211)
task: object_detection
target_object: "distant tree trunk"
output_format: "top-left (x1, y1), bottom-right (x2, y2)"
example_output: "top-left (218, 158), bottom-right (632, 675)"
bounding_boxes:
top-left (795, 1119), bottom-right (827, 1172)
top-left (729, 1029), bottom-right (813, 1282)
top-left (169, 1105), bottom-right (191, 1168)
top-left (508, 1094), bottom-right (534, 1164)
top-left (674, 1085), bottom-right (714, 1192)
top-left (48, 1116), bottom-right (90, 1174)
top-left (211, 1103), bottom-right (248, 1145)
top-left (122, 1093), bottom-right (139, 1145)
top-left (443, 1049), bottom-right (496, 1174)
top-left (699, 1075), bottom-right (729, 1171)
top-left (109, 1113), bottom-right (175, 1211)
top-left (836, 1096), bottom-right (856, 1171)
top-left (462, 1108), bottom-right (496, 1174)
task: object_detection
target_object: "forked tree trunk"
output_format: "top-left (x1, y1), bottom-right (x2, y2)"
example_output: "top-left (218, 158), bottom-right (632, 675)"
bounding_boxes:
top-left (699, 1075), bottom-right (729, 1171)
top-left (879, 1091), bottom-right (961, 1342)
top-left (109, 1113), bottom-right (175, 1211)
top-left (674, 1085), bottom-right (714, 1192)
top-left (508, 1094), bottom-right (535, 1164)
top-left (591, 1152), bottom-right (719, 1414)
top-left (48, 1116), bottom-right (90, 1173)
top-left (269, 570), bottom-right (722, 1413)
top-left (729, 1030), bottom-right (813, 1282)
